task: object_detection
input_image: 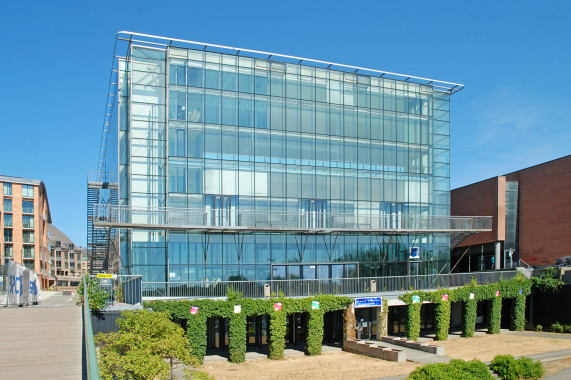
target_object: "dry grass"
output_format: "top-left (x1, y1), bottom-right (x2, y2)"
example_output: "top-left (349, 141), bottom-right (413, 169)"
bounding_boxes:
top-left (200, 351), bottom-right (419, 380)
top-left (431, 333), bottom-right (571, 362)
top-left (543, 357), bottom-right (571, 376)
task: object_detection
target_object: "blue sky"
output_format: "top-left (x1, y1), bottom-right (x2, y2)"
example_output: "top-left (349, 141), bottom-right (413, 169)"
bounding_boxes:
top-left (1, 1), bottom-right (570, 246)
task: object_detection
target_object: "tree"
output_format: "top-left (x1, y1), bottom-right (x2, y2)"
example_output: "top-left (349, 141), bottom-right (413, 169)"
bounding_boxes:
top-left (95, 310), bottom-right (199, 380)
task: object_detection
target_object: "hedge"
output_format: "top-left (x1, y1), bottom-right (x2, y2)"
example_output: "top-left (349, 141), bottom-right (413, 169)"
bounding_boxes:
top-left (400, 274), bottom-right (531, 340)
top-left (145, 294), bottom-right (352, 362)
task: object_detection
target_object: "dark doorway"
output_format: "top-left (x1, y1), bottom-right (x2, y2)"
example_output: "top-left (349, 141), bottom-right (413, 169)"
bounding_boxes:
top-left (388, 305), bottom-right (407, 335)
top-left (323, 310), bottom-right (344, 342)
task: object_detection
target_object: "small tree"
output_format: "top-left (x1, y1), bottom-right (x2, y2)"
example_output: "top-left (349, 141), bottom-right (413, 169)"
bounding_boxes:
top-left (76, 275), bottom-right (109, 311)
top-left (96, 310), bottom-right (198, 380)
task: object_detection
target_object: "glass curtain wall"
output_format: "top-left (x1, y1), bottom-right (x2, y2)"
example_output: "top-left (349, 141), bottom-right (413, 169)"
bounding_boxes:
top-left (118, 45), bottom-right (451, 281)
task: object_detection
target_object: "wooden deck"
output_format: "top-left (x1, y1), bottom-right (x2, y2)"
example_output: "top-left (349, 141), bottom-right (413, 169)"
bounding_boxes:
top-left (0, 293), bottom-right (83, 379)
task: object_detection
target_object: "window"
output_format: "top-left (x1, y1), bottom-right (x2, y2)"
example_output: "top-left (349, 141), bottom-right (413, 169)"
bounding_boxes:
top-left (380, 202), bottom-right (405, 229)
top-left (4, 214), bottom-right (12, 227)
top-left (69, 244), bottom-right (74, 250)
top-left (22, 200), bottom-right (33, 213)
top-left (23, 231), bottom-right (35, 243)
top-left (4, 245), bottom-right (13, 257)
top-left (23, 246), bottom-right (35, 258)
top-left (22, 215), bottom-right (34, 228)
top-left (4, 229), bottom-right (13, 242)
top-left (205, 195), bottom-right (238, 226)
top-left (55, 240), bottom-right (61, 248)
top-left (22, 185), bottom-right (34, 198)
top-left (23, 261), bottom-right (34, 270)
top-left (300, 199), bottom-right (327, 228)
top-left (3, 183), bottom-right (12, 196)
top-left (3, 199), bottom-right (12, 212)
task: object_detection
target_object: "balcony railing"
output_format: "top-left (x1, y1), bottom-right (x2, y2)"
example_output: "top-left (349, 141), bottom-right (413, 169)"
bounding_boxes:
top-left (93, 204), bottom-right (492, 234)
top-left (142, 270), bottom-right (517, 299)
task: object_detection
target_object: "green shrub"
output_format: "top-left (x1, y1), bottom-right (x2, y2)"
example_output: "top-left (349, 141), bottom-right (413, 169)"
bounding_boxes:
top-left (551, 322), bottom-right (564, 333)
top-left (535, 324), bottom-right (543, 332)
top-left (407, 359), bottom-right (493, 380)
top-left (490, 354), bottom-right (544, 380)
top-left (96, 310), bottom-right (198, 380)
top-left (76, 275), bottom-right (109, 311)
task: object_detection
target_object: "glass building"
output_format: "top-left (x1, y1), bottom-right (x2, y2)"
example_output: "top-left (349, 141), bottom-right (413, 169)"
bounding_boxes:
top-left (95, 33), bottom-right (484, 288)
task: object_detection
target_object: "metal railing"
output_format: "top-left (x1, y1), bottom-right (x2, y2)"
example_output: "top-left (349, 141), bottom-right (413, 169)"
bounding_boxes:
top-left (93, 204), bottom-right (492, 234)
top-left (91, 275), bottom-right (143, 307)
top-left (83, 277), bottom-right (101, 380)
top-left (142, 270), bottom-right (517, 299)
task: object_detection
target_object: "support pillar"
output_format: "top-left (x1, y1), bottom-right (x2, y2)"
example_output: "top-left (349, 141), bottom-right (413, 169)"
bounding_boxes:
top-left (495, 242), bottom-right (501, 270)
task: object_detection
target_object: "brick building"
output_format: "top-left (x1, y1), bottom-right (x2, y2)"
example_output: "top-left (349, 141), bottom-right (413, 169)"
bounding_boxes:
top-left (1, 176), bottom-right (52, 289)
top-left (451, 155), bottom-right (571, 270)
top-left (48, 224), bottom-right (85, 287)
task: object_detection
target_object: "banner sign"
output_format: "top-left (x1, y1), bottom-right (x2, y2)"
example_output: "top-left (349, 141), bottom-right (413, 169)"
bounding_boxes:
top-left (7, 261), bottom-right (24, 305)
top-left (274, 302), bottom-right (282, 311)
top-left (355, 297), bottom-right (382, 308)
top-left (412, 295), bottom-right (420, 304)
top-left (312, 301), bottom-right (320, 310)
top-left (29, 271), bottom-right (39, 304)
top-left (234, 305), bottom-right (241, 314)
top-left (469, 293), bottom-right (475, 300)
top-left (442, 294), bottom-right (449, 301)
top-left (97, 273), bottom-right (114, 279)
top-left (190, 306), bottom-right (199, 315)
top-left (495, 291), bottom-right (500, 297)
top-left (22, 269), bottom-right (30, 305)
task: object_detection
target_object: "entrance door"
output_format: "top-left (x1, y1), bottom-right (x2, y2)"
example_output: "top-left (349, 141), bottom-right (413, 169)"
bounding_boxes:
top-left (355, 307), bottom-right (378, 340)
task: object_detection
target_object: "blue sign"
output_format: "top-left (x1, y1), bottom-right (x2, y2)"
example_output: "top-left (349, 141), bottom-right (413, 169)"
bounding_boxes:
top-left (409, 247), bottom-right (420, 259)
top-left (355, 297), bottom-right (382, 308)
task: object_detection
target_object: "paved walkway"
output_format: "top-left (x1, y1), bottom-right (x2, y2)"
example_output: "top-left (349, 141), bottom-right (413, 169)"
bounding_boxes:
top-left (0, 292), bottom-right (83, 379)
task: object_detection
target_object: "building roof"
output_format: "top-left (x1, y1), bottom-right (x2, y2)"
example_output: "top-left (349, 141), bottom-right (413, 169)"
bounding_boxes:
top-left (0, 175), bottom-right (42, 186)
top-left (452, 154), bottom-right (571, 191)
top-left (48, 224), bottom-right (81, 250)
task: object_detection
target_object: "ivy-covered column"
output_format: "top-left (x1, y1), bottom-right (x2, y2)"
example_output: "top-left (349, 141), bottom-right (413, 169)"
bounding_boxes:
top-left (511, 294), bottom-right (526, 331)
top-left (269, 311), bottom-right (287, 360)
top-left (343, 304), bottom-right (356, 340)
top-left (488, 294), bottom-right (502, 334)
top-left (186, 315), bottom-right (208, 362)
top-left (228, 313), bottom-right (247, 363)
top-left (306, 309), bottom-right (324, 355)
top-left (378, 300), bottom-right (388, 340)
top-left (434, 301), bottom-right (451, 341)
top-left (462, 298), bottom-right (477, 337)
top-left (406, 302), bottom-right (421, 341)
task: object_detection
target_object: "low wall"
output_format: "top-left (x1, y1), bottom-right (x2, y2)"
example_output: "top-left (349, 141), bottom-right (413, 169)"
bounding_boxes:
top-left (381, 336), bottom-right (444, 355)
top-left (343, 339), bottom-right (405, 362)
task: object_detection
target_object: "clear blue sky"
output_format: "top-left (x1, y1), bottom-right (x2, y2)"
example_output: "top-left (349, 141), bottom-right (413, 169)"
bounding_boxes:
top-left (1, 1), bottom-right (570, 247)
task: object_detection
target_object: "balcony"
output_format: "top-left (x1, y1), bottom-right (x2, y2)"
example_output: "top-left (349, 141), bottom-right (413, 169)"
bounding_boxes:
top-left (142, 270), bottom-right (518, 299)
top-left (92, 204), bottom-right (492, 235)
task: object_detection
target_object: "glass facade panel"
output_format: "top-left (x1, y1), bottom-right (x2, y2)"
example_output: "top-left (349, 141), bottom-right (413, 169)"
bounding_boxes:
top-left (117, 45), bottom-right (452, 282)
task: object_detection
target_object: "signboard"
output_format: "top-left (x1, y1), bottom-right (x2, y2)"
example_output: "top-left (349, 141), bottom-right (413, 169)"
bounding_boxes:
top-left (21, 269), bottom-right (30, 305)
top-left (409, 247), bottom-right (420, 260)
top-left (312, 301), bottom-right (320, 310)
top-left (274, 302), bottom-right (282, 311)
top-left (519, 289), bottom-right (523, 295)
top-left (355, 297), bottom-right (382, 308)
top-left (442, 293), bottom-right (449, 301)
top-left (412, 295), bottom-right (420, 304)
top-left (7, 261), bottom-right (23, 305)
top-left (97, 273), bottom-right (114, 279)
top-left (234, 305), bottom-right (241, 314)
top-left (190, 306), bottom-right (199, 315)
top-left (469, 293), bottom-right (475, 300)
top-left (495, 290), bottom-right (500, 297)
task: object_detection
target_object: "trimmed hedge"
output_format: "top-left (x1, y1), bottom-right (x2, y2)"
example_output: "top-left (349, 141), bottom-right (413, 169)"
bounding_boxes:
top-left (145, 294), bottom-right (352, 362)
top-left (488, 295), bottom-right (502, 334)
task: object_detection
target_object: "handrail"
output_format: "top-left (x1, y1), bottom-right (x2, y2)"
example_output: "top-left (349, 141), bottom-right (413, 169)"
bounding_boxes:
top-left (83, 277), bottom-right (101, 380)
